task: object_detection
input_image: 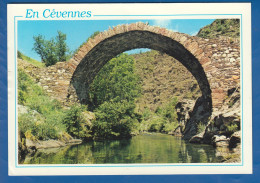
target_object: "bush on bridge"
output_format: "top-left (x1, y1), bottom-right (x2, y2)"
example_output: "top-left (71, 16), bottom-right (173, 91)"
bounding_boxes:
top-left (33, 31), bottom-right (71, 66)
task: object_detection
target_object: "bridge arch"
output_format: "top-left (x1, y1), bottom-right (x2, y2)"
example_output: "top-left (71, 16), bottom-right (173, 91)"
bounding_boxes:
top-left (71, 23), bottom-right (211, 103)
top-left (64, 22), bottom-right (240, 139)
top-left (67, 22), bottom-right (214, 138)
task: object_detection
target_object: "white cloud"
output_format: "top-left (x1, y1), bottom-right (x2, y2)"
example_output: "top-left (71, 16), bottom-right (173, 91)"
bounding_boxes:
top-left (153, 19), bottom-right (171, 28)
top-left (152, 19), bottom-right (179, 32)
top-left (171, 24), bottom-right (179, 32)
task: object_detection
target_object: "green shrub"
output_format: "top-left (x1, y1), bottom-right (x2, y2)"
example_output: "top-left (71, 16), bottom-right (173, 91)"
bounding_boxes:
top-left (139, 97), bottom-right (179, 134)
top-left (147, 116), bottom-right (165, 132)
top-left (33, 31), bottom-right (70, 66)
top-left (62, 105), bottom-right (91, 139)
top-left (18, 109), bottom-right (65, 140)
top-left (197, 122), bottom-right (206, 134)
top-left (142, 108), bottom-right (152, 121)
top-left (162, 121), bottom-right (179, 133)
top-left (18, 68), bottom-right (46, 104)
top-left (226, 123), bottom-right (238, 133)
top-left (156, 97), bottom-right (178, 123)
top-left (92, 100), bottom-right (137, 139)
top-left (18, 68), bottom-right (67, 140)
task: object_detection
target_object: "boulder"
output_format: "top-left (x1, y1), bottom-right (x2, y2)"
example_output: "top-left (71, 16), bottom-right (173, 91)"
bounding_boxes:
top-left (212, 135), bottom-right (229, 147)
top-left (25, 138), bottom-right (82, 150)
top-left (189, 132), bottom-right (204, 144)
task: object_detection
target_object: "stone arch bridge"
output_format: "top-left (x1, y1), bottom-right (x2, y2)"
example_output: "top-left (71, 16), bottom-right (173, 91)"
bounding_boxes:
top-left (20, 22), bottom-right (240, 139)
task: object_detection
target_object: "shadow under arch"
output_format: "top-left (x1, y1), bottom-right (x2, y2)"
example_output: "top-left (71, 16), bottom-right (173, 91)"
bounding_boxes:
top-left (70, 29), bottom-right (212, 140)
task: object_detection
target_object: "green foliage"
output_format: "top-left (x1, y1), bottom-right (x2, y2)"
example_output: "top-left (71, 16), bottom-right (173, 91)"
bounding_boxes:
top-left (197, 122), bottom-right (206, 134)
top-left (147, 116), bottom-right (165, 132)
top-left (197, 19), bottom-right (240, 39)
top-left (18, 68), bottom-right (44, 105)
top-left (85, 53), bottom-right (142, 139)
top-left (142, 108), bottom-right (152, 121)
top-left (17, 51), bottom-right (45, 68)
top-left (56, 31), bottom-right (68, 62)
top-left (157, 97), bottom-right (178, 123)
top-left (32, 34), bottom-right (46, 62)
top-left (87, 31), bottom-right (100, 41)
top-left (92, 100), bottom-right (137, 139)
top-left (33, 31), bottom-right (70, 66)
top-left (62, 105), bottom-right (91, 139)
top-left (226, 123), bottom-right (238, 133)
top-left (87, 53), bottom-right (141, 110)
top-left (138, 97), bottom-right (179, 134)
top-left (19, 111), bottom-right (42, 139)
top-left (18, 68), bottom-right (67, 140)
top-left (18, 109), bottom-right (66, 140)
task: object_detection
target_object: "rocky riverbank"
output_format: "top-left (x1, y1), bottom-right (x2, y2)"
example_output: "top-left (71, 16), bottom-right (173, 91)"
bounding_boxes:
top-left (188, 86), bottom-right (241, 162)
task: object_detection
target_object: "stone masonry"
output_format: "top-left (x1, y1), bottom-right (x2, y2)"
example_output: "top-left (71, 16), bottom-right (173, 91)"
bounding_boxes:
top-left (69, 22), bottom-right (240, 110)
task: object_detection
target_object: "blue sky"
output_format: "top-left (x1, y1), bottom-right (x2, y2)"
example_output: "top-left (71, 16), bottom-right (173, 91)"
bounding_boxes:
top-left (18, 19), bottom-right (214, 61)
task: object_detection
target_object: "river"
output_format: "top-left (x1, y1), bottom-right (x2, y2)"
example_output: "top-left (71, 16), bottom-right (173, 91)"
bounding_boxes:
top-left (21, 133), bottom-right (220, 164)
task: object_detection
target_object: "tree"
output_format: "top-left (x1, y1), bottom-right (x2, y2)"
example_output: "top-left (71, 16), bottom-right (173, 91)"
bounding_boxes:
top-left (32, 31), bottom-right (70, 66)
top-left (56, 31), bottom-right (67, 62)
top-left (87, 53), bottom-right (141, 110)
top-left (32, 35), bottom-right (47, 63)
top-left (88, 53), bottom-right (142, 139)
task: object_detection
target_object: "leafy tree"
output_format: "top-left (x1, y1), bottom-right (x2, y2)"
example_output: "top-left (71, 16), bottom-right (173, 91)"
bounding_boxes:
top-left (32, 31), bottom-right (70, 66)
top-left (44, 38), bottom-right (58, 66)
top-left (87, 53), bottom-right (141, 110)
top-left (56, 31), bottom-right (67, 62)
top-left (87, 53), bottom-right (142, 139)
top-left (32, 35), bottom-right (46, 63)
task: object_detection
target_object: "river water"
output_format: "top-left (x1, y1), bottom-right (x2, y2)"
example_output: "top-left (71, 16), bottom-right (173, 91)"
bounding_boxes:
top-left (21, 133), bottom-right (220, 164)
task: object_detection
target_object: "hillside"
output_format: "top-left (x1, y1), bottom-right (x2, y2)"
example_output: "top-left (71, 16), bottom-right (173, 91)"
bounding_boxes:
top-left (197, 19), bottom-right (240, 39)
top-left (132, 50), bottom-right (201, 113)
top-left (17, 51), bottom-right (45, 68)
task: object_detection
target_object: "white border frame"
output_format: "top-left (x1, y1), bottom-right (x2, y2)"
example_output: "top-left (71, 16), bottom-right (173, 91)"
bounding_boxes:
top-left (8, 3), bottom-right (252, 175)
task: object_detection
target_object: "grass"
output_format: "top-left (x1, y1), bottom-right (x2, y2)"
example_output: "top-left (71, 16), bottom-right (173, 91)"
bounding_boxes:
top-left (18, 50), bottom-right (45, 68)
top-left (18, 68), bottom-right (67, 140)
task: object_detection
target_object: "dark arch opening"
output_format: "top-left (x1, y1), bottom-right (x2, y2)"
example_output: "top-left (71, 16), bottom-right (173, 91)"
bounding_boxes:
top-left (71, 30), bottom-right (212, 139)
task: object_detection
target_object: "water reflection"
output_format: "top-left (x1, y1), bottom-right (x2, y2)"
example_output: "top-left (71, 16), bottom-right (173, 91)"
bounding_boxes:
top-left (21, 133), bottom-right (219, 164)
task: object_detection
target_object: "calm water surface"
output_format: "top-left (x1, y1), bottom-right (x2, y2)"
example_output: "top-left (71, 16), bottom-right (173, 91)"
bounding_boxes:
top-left (22, 133), bottom-right (219, 164)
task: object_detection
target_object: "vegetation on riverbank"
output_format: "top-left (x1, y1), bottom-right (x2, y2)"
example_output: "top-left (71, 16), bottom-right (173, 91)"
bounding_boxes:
top-left (18, 68), bottom-right (91, 141)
